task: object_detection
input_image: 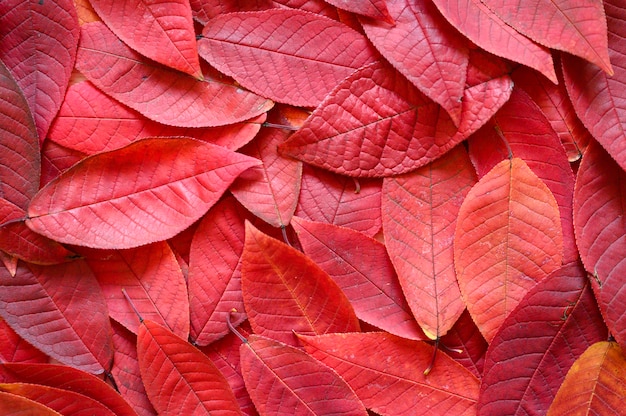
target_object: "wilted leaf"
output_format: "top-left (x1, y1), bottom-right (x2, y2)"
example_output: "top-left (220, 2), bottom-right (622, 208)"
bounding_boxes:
top-left (27, 137), bottom-right (259, 249)
top-left (454, 157), bottom-right (563, 342)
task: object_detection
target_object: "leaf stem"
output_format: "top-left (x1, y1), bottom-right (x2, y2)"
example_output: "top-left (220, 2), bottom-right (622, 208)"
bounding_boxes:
top-left (226, 309), bottom-right (248, 344)
top-left (121, 288), bottom-right (143, 323)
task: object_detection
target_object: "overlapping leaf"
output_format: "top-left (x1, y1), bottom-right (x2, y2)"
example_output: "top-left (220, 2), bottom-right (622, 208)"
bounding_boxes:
top-left (478, 263), bottom-right (608, 415)
top-left (76, 22), bottom-right (273, 128)
top-left (383, 145), bottom-right (475, 339)
top-left (454, 158), bottom-right (563, 342)
top-left (0, 318), bottom-right (48, 364)
top-left (241, 221), bottom-right (360, 346)
top-left (138, 320), bottom-right (241, 415)
top-left (90, 0), bottom-right (202, 78)
top-left (0, 0), bottom-right (79, 139)
top-left (562, 0), bottom-right (626, 171)
top-left (240, 334), bottom-right (368, 415)
top-left (325, 0), bottom-right (393, 23)
top-left (27, 137), bottom-right (260, 249)
top-left (360, 0), bottom-right (468, 125)
top-left (440, 310), bottom-right (488, 379)
top-left (291, 216), bottom-right (424, 340)
top-left (0, 221), bottom-right (76, 265)
top-left (573, 140), bottom-right (626, 345)
top-left (298, 332), bottom-right (479, 415)
top-left (0, 392), bottom-right (60, 416)
top-left (0, 261), bottom-right (112, 374)
top-left (198, 8), bottom-right (378, 107)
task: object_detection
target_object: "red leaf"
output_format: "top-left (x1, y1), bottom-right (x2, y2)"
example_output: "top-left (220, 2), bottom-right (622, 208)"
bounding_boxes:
top-left (382, 145), bottom-right (475, 339)
top-left (562, 0), bottom-right (626, 171)
top-left (0, 391), bottom-right (61, 415)
top-left (360, 0), bottom-right (468, 125)
top-left (280, 61), bottom-right (512, 177)
top-left (295, 165), bottom-right (382, 237)
top-left (0, 318), bottom-right (48, 364)
top-left (27, 137), bottom-right (260, 249)
top-left (482, 0), bottom-right (612, 74)
top-left (0, 60), bottom-right (39, 210)
top-left (197, 9), bottom-right (378, 107)
top-left (298, 332), bottom-right (479, 415)
top-left (48, 81), bottom-right (266, 154)
top-left (291, 216), bottom-right (424, 340)
top-left (478, 263), bottom-right (608, 415)
top-left (0, 0), bottom-right (79, 139)
top-left (0, 362), bottom-right (138, 416)
top-left (440, 310), bottom-right (488, 379)
top-left (431, 0), bottom-right (556, 83)
top-left (0, 218), bottom-right (76, 265)
top-left (138, 319), bottom-right (241, 415)
top-left (78, 243), bottom-right (189, 339)
top-left (191, 0), bottom-right (274, 24)
top-left (188, 197), bottom-right (250, 346)
top-left (231, 108), bottom-right (304, 227)
top-left (573, 140), bottom-right (626, 345)
top-left (76, 22), bottom-right (273, 128)
top-left (0, 261), bottom-right (112, 374)
top-left (90, 0), bottom-right (202, 78)
top-left (454, 158), bottom-right (563, 342)
top-left (240, 334), bottom-right (368, 415)
top-left (241, 221), bottom-right (360, 346)
top-left (325, 0), bottom-right (393, 23)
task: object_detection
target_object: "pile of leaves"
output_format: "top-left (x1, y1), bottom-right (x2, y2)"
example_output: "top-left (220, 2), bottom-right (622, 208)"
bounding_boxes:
top-left (0, 0), bottom-right (625, 414)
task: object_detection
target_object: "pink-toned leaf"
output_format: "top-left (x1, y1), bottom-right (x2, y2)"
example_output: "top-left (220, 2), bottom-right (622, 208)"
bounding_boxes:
top-left (138, 319), bottom-right (242, 415)
top-left (90, 0), bottom-right (202, 78)
top-left (77, 242), bottom-right (189, 339)
top-left (482, 0), bottom-right (611, 74)
top-left (198, 9), bottom-right (378, 107)
top-left (76, 22), bottom-right (273, 128)
top-left (298, 332), bottom-right (479, 415)
top-left (0, 391), bottom-right (61, 416)
top-left (0, 318), bottom-right (48, 364)
top-left (280, 61), bottom-right (512, 177)
top-left (431, 0), bottom-right (556, 83)
top-left (273, 0), bottom-right (340, 18)
top-left (454, 158), bottom-right (563, 342)
top-left (191, 0), bottom-right (274, 24)
top-left (0, 261), bottom-right (112, 374)
top-left (0, 220), bottom-right (77, 266)
top-left (360, 0), bottom-right (468, 125)
top-left (325, 0), bottom-right (393, 23)
top-left (110, 321), bottom-right (157, 416)
top-left (0, 363), bottom-right (138, 416)
top-left (230, 108), bottom-right (304, 227)
top-left (0, 60), bottom-right (39, 210)
top-left (39, 140), bottom-right (87, 188)
top-left (241, 334), bottom-right (368, 415)
top-left (27, 137), bottom-right (260, 249)
top-left (573, 140), bottom-right (626, 346)
top-left (440, 310), bottom-right (488, 379)
top-left (241, 221), bottom-right (360, 346)
top-left (562, 0), bottom-right (626, 171)
top-left (465, 48), bottom-right (513, 88)
top-left (295, 165), bottom-right (382, 236)
top-left (383, 145), bottom-right (475, 339)
top-left (48, 81), bottom-right (266, 154)
top-left (478, 263), bottom-right (608, 415)
top-left (188, 196), bottom-right (250, 346)
top-left (291, 216), bottom-right (424, 340)
top-left (0, 0), bottom-right (79, 139)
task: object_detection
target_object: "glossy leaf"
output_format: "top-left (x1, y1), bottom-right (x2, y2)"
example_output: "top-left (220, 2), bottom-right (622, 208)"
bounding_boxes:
top-left (138, 319), bottom-right (241, 415)
top-left (0, 0), bottom-right (79, 139)
top-left (383, 145), bottom-right (475, 339)
top-left (478, 263), bottom-right (608, 415)
top-left (0, 318), bottom-right (48, 364)
top-left (454, 158), bottom-right (563, 342)
top-left (241, 221), bottom-right (360, 346)
top-left (562, 0), bottom-right (626, 171)
top-left (548, 342), bottom-right (626, 416)
top-left (90, 0), bottom-right (202, 78)
top-left (291, 216), bottom-right (424, 340)
top-left (280, 61), bottom-right (513, 177)
top-left (360, 0), bottom-right (468, 125)
top-left (76, 22), bottom-right (273, 128)
top-left (0, 60), bottom-right (39, 210)
top-left (0, 261), bottom-right (112, 374)
top-left (431, 0), bottom-right (556, 83)
top-left (198, 9), bottom-right (378, 107)
top-left (325, 0), bottom-right (393, 23)
top-left (241, 334), bottom-right (368, 415)
top-left (27, 137), bottom-right (259, 249)
top-left (0, 391), bottom-right (61, 416)
top-left (573, 140), bottom-right (626, 346)
top-left (298, 332), bottom-right (479, 415)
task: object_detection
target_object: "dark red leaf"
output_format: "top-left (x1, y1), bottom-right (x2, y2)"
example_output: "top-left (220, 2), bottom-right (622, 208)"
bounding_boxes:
top-left (39, 140), bottom-right (87, 188)
top-left (325, 0), bottom-right (393, 23)
top-left (0, 219), bottom-right (76, 265)
top-left (440, 310), bottom-right (488, 379)
top-left (0, 318), bottom-right (48, 364)
top-left (191, 0), bottom-right (274, 24)
top-left (76, 22), bottom-right (272, 128)
top-left (0, 261), bottom-right (112, 374)
top-left (198, 9), bottom-right (378, 107)
top-left (27, 137), bottom-right (260, 249)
